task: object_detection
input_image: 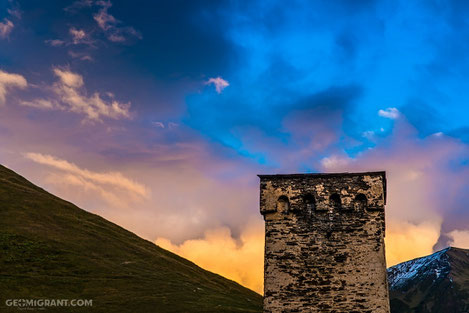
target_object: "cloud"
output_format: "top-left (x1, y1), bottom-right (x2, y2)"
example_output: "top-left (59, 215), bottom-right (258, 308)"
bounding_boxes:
top-left (320, 120), bottom-right (469, 266)
top-left (24, 152), bottom-right (149, 203)
top-left (45, 29), bottom-right (93, 48)
top-left (7, 8), bottom-right (22, 20)
top-left (22, 67), bottom-right (131, 121)
top-left (0, 2), bottom-right (20, 39)
top-left (385, 220), bottom-right (441, 267)
top-left (155, 219), bottom-right (264, 294)
top-left (63, 1), bottom-right (140, 45)
top-left (362, 130), bottom-right (375, 140)
top-left (69, 27), bottom-right (93, 45)
top-left (68, 51), bottom-right (93, 61)
top-left (0, 103), bottom-right (262, 246)
top-left (152, 121), bottom-right (165, 128)
top-left (45, 39), bottom-right (65, 47)
top-left (93, 0), bottom-right (115, 30)
top-left (93, 0), bottom-right (142, 43)
top-left (0, 70), bottom-right (27, 104)
top-left (20, 99), bottom-right (56, 110)
top-left (64, 0), bottom-right (93, 13)
top-left (46, 172), bottom-right (125, 208)
top-left (54, 68), bottom-right (84, 88)
top-left (206, 77), bottom-right (229, 93)
top-left (0, 19), bottom-right (14, 39)
top-left (378, 107), bottom-right (400, 119)
top-left (321, 155), bottom-right (352, 170)
top-left (448, 230), bottom-right (469, 249)
top-left (168, 122), bottom-right (179, 129)
top-left (189, 78), bottom-right (361, 168)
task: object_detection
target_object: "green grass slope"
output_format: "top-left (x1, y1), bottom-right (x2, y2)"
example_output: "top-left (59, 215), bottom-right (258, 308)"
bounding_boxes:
top-left (0, 164), bottom-right (263, 312)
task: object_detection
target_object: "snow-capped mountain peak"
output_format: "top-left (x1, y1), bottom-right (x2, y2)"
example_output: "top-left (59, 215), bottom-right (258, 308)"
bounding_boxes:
top-left (387, 247), bottom-right (469, 313)
top-left (387, 247), bottom-right (451, 289)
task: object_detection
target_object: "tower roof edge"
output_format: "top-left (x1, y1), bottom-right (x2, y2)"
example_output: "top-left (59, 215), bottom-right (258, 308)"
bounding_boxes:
top-left (257, 171), bottom-right (386, 179)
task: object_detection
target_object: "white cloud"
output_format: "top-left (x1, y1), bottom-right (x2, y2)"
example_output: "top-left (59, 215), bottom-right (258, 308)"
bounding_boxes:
top-left (0, 70), bottom-right (27, 104)
top-left (20, 99), bottom-right (57, 110)
top-left (320, 155), bottom-right (352, 170)
top-left (25, 152), bottom-right (149, 199)
top-left (9, 67), bottom-right (129, 121)
top-left (378, 107), bottom-right (400, 119)
top-left (45, 39), bottom-right (65, 47)
top-left (45, 29), bottom-right (93, 48)
top-left (151, 121), bottom-right (179, 130)
top-left (69, 27), bottom-right (91, 45)
top-left (448, 230), bottom-right (469, 249)
top-left (0, 18), bottom-right (14, 39)
top-left (53, 67), bottom-right (84, 88)
top-left (70, 28), bottom-right (85, 42)
top-left (93, 1), bottom-right (141, 43)
top-left (107, 33), bottom-right (125, 42)
top-left (168, 122), bottom-right (179, 129)
top-left (152, 121), bottom-right (165, 129)
top-left (64, 0), bottom-right (93, 12)
top-left (68, 51), bottom-right (94, 61)
top-left (7, 8), bottom-right (22, 20)
top-left (63, 1), bottom-right (141, 46)
top-left (0, 2), bottom-right (21, 39)
top-left (362, 130), bottom-right (375, 140)
top-left (206, 77), bottom-right (229, 94)
top-left (48, 67), bottom-right (130, 121)
top-left (94, 1), bottom-right (115, 31)
top-left (51, 173), bottom-right (123, 207)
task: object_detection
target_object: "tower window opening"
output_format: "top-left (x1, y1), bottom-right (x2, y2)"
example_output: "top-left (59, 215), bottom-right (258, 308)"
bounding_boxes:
top-left (277, 195), bottom-right (290, 213)
top-left (354, 193), bottom-right (367, 211)
top-left (304, 194), bottom-right (315, 214)
top-left (330, 193), bottom-right (341, 210)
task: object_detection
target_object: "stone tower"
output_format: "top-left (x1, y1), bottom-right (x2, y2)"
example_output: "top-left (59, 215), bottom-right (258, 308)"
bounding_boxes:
top-left (259, 172), bottom-right (390, 313)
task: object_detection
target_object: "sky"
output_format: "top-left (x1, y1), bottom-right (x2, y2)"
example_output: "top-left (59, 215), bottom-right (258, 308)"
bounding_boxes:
top-left (2, 0), bottom-right (469, 294)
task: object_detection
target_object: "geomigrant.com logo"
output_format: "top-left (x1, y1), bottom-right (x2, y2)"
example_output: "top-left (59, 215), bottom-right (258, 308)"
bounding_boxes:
top-left (5, 298), bottom-right (92, 309)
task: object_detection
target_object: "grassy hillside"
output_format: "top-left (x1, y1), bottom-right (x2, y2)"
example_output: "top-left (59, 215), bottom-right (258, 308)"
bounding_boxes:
top-left (0, 164), bottom-right (263, 312)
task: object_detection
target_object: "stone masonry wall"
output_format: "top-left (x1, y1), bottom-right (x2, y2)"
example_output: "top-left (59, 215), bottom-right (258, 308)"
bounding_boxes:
top-left (259, 172), bottom-right (390, 313)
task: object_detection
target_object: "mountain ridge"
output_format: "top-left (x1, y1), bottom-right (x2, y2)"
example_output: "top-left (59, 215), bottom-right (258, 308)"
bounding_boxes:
top-left (0, 164), bottom-right (263, 312)
top-left (388, 246), bottom-right (469, 313)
